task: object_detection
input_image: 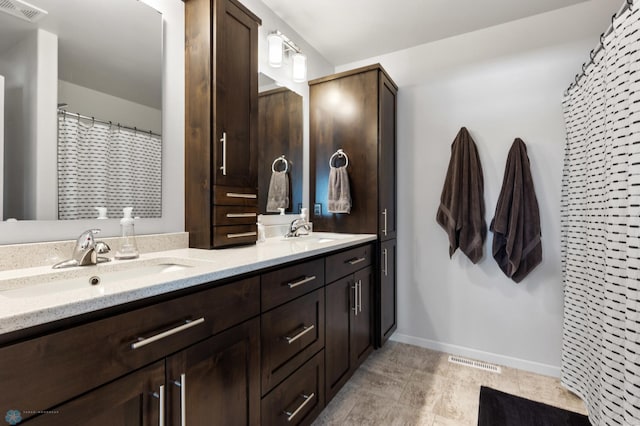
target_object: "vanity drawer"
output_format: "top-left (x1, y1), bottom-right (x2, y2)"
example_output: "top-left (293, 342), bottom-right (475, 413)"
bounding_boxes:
top-left (261, 258), bottom-right (325, 311)
top-left (261, 288), bottom-right (325, 395)
top-left (213, 185), bottom-right (258, 206)
top-left (0, 276), bottom-right (259, 420)
top-left (325, 243), bottom-right (373, 283)
top-left (261, 350), bottom-right (325, 426)
top-left (213, 205), bottom-right (258, 225)
top-left (212, 224), bottom-right (258, 247)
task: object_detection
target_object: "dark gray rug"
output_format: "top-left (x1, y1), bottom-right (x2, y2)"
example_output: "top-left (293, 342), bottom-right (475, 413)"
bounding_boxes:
top-left (477, 386), bottom-right (591, 426)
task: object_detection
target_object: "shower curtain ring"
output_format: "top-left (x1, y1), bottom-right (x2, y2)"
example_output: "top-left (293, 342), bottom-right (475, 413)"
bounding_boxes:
top-left (590, 49), bottom-right (595, 61)
top-left (612, 13), bottom-right (617, 26)
top-left (600, 32), bottom-right (605, 45)
top-left (627, 0), bottom-right (633, 10)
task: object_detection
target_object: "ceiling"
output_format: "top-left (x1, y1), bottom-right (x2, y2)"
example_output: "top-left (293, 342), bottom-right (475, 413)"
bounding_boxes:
top-left (0, 0), bottom-right (162, 109)
top-left (261, 0), bottom-right (589, 65)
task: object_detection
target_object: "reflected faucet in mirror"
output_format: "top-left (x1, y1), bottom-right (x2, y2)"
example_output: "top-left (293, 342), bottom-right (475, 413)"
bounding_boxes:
top-left (53, 229), bottom-right (111, 269)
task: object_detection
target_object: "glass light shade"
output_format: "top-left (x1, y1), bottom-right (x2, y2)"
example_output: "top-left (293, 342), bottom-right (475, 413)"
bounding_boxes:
top-left (267, 33), bottom-right (283, 68)
top-left (292, 53), bottom-right (307, 82)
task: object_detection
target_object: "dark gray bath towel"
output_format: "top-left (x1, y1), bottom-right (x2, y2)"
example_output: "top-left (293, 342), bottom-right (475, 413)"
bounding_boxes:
top-left (436, 127), bottom-right (486, 263)
top-left (490, 138), bottom-right (542, 283)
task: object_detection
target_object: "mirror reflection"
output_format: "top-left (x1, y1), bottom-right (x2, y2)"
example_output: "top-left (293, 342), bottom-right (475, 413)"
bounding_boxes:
top-left (258, 72), bottom-right (303, 214)
top-left (0, 0), bottom-right (163, 221)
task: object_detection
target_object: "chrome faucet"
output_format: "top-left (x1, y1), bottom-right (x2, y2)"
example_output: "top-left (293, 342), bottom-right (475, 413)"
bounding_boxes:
top-left (52, 229), bottom-right (111, 269)
top-left (285, 218), bottom-right (311, 238)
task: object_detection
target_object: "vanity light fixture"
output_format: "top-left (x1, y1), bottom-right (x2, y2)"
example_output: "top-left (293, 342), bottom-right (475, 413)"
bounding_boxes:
top-left (267, 30), bottom-right (307, 82)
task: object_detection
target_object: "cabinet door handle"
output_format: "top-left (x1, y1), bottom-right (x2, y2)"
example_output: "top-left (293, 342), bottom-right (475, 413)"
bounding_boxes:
top-left (358, 280), bottom-right (363, 313)
top-left (172, 373), bottom-right (186, 426)
top-left (226, 212), bottom-right (257, 218)
top-left (382, 209), bottom-right (388, 236)
top-left (131, 318), bottom-right (205, 349)
top-left (347, 257), bottom-right (366, 265)
top-left (284, 324), bottom-right (315, 344)
top-left (351, 283), bottom-right (358, 316)
top-left (283, 393), bottom-right (315, 422)
top-left (383, 248), bottom-right (388, 277)
top-left (220, 132), bottom-right (227, 175)
top-left (226, 192), bottom-right (257, 199)
top-left (151, 385), bottom-right (165, 426)
top-left (227, 231), bottom-right (257, 239)
top-left (287, 275), bottom-right (317, 289)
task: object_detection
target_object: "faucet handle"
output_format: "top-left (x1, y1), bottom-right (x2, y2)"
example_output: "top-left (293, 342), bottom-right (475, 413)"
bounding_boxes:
top-left (95, 241), bottom-right (111, 254)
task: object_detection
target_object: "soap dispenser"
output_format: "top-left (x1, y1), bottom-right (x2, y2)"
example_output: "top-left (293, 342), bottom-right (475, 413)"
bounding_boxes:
top-left (115, 207), bottom-right (139, 259)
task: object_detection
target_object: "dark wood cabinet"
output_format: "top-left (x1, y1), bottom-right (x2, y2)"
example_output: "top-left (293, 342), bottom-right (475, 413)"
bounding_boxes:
top-left (185, 0), bottom-right (261, 248)
top-left (309, 64), bottom-right (398, 349)
top-left (24, 361), bottom-right (165, 426)
top-left (325, 265), bottom-right (374, 403)
top-left (378, 239), bottom-right (397, 346)
top-left (167, 318), bottom-right (260, 426)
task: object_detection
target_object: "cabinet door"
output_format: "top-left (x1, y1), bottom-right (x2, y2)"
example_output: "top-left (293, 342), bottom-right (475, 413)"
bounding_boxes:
top-left (214, 0), bottom-right (259, 188)
top-left (378, 239), bottom-right (397, 346)
top-left (351, 266), bottom-right (374, 367)
top-left (325, 275), bottom-right (353, 402)
top-left (24, 362), bottom-right (164, 426)
top-left (379, 73), bottom-right (397, 240)
top-left (166, 318), bottom-right (260, 426)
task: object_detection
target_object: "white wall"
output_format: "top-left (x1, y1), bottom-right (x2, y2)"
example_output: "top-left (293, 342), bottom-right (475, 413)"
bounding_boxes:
top-left (0, 0), bottom-right (184, 243)
top-left (58, 80), bottom-right (162, 134)
top-left (337, 1), bottom-right (621, 376)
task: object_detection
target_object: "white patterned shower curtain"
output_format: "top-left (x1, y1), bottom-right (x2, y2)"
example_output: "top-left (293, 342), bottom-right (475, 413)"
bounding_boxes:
top-left (57, 116), bottom-right (162, 220)
top-left (561, 5), bottom-right (640, 425)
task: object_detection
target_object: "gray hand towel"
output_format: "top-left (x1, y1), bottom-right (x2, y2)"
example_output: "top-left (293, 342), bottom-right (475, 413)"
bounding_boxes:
top-left (266, 171), bottom-right (289, 212)
top-left (436, 127), bottom-right (487, 263)
top-left (328, 166), bottom-right (351, 213)
top-left (490, 138), bottom-right (542, 283)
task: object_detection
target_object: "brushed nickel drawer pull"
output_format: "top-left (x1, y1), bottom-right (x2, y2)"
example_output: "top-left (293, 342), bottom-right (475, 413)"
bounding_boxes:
top-left (226, 192), bottom-right (257, 199)
top-left (284, 393), bottom-right (315, 422)
top-left (151, 384), bottom-right (165, 426)
top-left (220, 132), bottom-right (227, 176)
top-left (226, 213), bottom-right (257, 218)
top-left (227, 231), bottom-right (257, 239)
top-left (287, 275), bottom-right (317, 289)
top-left (347, 257), bottom-right (366, 265)
top-left (383, 249), bottom-right (388, 276)
top-left (131, 318), bottom-right (205, 349)
top-left (284, 324), bottom-right (315, 344)
top-left (358, 280), bottom-right (363, 313)
top-left (382, 208), bottom-right (388, 236)
top-left (172, 373), bottom-right (187, 426)
top-left (351, 284), bottom-right (358, 316)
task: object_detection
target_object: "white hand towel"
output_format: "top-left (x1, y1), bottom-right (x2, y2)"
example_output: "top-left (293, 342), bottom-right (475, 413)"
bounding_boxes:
top-left (266, 171), bottom-right (289, 212)
top-left (327, 166), bottom-right (351, 213)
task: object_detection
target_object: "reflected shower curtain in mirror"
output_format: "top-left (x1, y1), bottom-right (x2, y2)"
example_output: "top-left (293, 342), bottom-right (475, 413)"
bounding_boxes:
top-left (57, 116), bottom-right (162, 220)
top-left (561, 6), bottom-right (640, 425)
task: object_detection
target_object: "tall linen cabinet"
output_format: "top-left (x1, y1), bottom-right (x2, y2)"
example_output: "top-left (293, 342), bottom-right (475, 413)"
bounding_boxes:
top-left (309, 64), bottom-right (398, 348)
top-left (185, 0), bottom-right (261, 249)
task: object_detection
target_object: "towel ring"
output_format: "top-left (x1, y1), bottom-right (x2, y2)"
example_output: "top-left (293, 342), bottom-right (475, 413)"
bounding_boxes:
top-left (272, 155), bottom-right (289, 173)
top-left (329, 149), bottom-right (349, 168)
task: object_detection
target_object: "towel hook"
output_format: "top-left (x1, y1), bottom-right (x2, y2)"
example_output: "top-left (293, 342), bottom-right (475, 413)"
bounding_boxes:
top-left (329, 149), bottom-right (349, 168)
top-left (271, 155), bottom-right (289, 173)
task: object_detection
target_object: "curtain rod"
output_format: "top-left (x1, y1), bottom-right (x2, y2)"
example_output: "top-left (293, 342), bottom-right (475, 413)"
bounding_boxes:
top-left (565, 0), bottom-right (635, 96)
top-left (57, 109), bottom-right (162, 138)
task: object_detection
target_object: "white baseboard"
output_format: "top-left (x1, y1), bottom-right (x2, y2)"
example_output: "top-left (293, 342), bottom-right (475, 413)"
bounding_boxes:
top-left (389, 333), bottom-right (561, 378)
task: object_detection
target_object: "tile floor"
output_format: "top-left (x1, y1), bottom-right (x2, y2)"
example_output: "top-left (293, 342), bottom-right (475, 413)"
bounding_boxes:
top-left (312, 341), bottom-right (587, 426)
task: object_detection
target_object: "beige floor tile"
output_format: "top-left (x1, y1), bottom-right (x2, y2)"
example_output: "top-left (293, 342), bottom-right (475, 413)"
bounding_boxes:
top-left (349, 366), bottom-right (408, 401)
top-left (312, 381), bottom-right (360, 425)
top-left (341, 393), bottom-right (395, 425)
top-left (432, 379), bottom-right (480, 426)
top-left (446, 361), bottom-right (520, 395)
top-left (432, 414), bottom-right (473, 426)
top-left (382, 403), bottom-right (436, 426)
top-left (516, 370), bottom-right (582, 410)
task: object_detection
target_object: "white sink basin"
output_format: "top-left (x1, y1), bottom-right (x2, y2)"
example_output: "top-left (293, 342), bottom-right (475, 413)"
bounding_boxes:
top-left (0, 258), bottom-right (203, 299)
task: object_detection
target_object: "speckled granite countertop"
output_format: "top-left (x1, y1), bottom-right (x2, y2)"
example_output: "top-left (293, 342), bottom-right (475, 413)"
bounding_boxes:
top-left (0, 233), bottom-right (376, 335)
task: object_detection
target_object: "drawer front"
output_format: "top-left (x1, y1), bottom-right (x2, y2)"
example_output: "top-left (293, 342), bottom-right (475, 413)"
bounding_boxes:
top-left (0, 276), bottom-right (259, 419)
top-left (213, 205), bottom-right (258, 226)
top-left (325, 243), bottom-right (373, 283)
top-left (213, 224), bottom-right (258, 247)
top-left (261, 258), bottom-right (325, 311)
top-left (261, 350), bottom-right (325, 426)
top-left (213, 185), bottom-right (258, 206)
top-left (261, 288), bottom-right (325, 395)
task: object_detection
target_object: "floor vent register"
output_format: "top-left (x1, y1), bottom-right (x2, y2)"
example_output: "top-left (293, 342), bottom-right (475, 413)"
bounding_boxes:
top-left (448, 355), bottom-right (502, 374)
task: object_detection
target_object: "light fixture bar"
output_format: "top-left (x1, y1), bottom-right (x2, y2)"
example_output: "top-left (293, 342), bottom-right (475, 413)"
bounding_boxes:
top-left (272, 30), bottom-right (302, 54)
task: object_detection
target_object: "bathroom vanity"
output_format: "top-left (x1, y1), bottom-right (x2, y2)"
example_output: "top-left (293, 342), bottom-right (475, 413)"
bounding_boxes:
top-left (0, 233), bottom-right (376, 425)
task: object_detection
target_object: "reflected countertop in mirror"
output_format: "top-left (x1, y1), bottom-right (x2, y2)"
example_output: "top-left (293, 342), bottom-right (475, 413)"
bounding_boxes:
top-left (0, 0), bottom-right (163, 222)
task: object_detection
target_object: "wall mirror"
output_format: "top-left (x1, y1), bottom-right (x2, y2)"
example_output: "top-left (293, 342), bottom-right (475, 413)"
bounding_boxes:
top-left (0, 0), bottom-right (162, 222)
top-left (258, 72), bottom-right (303, 214)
